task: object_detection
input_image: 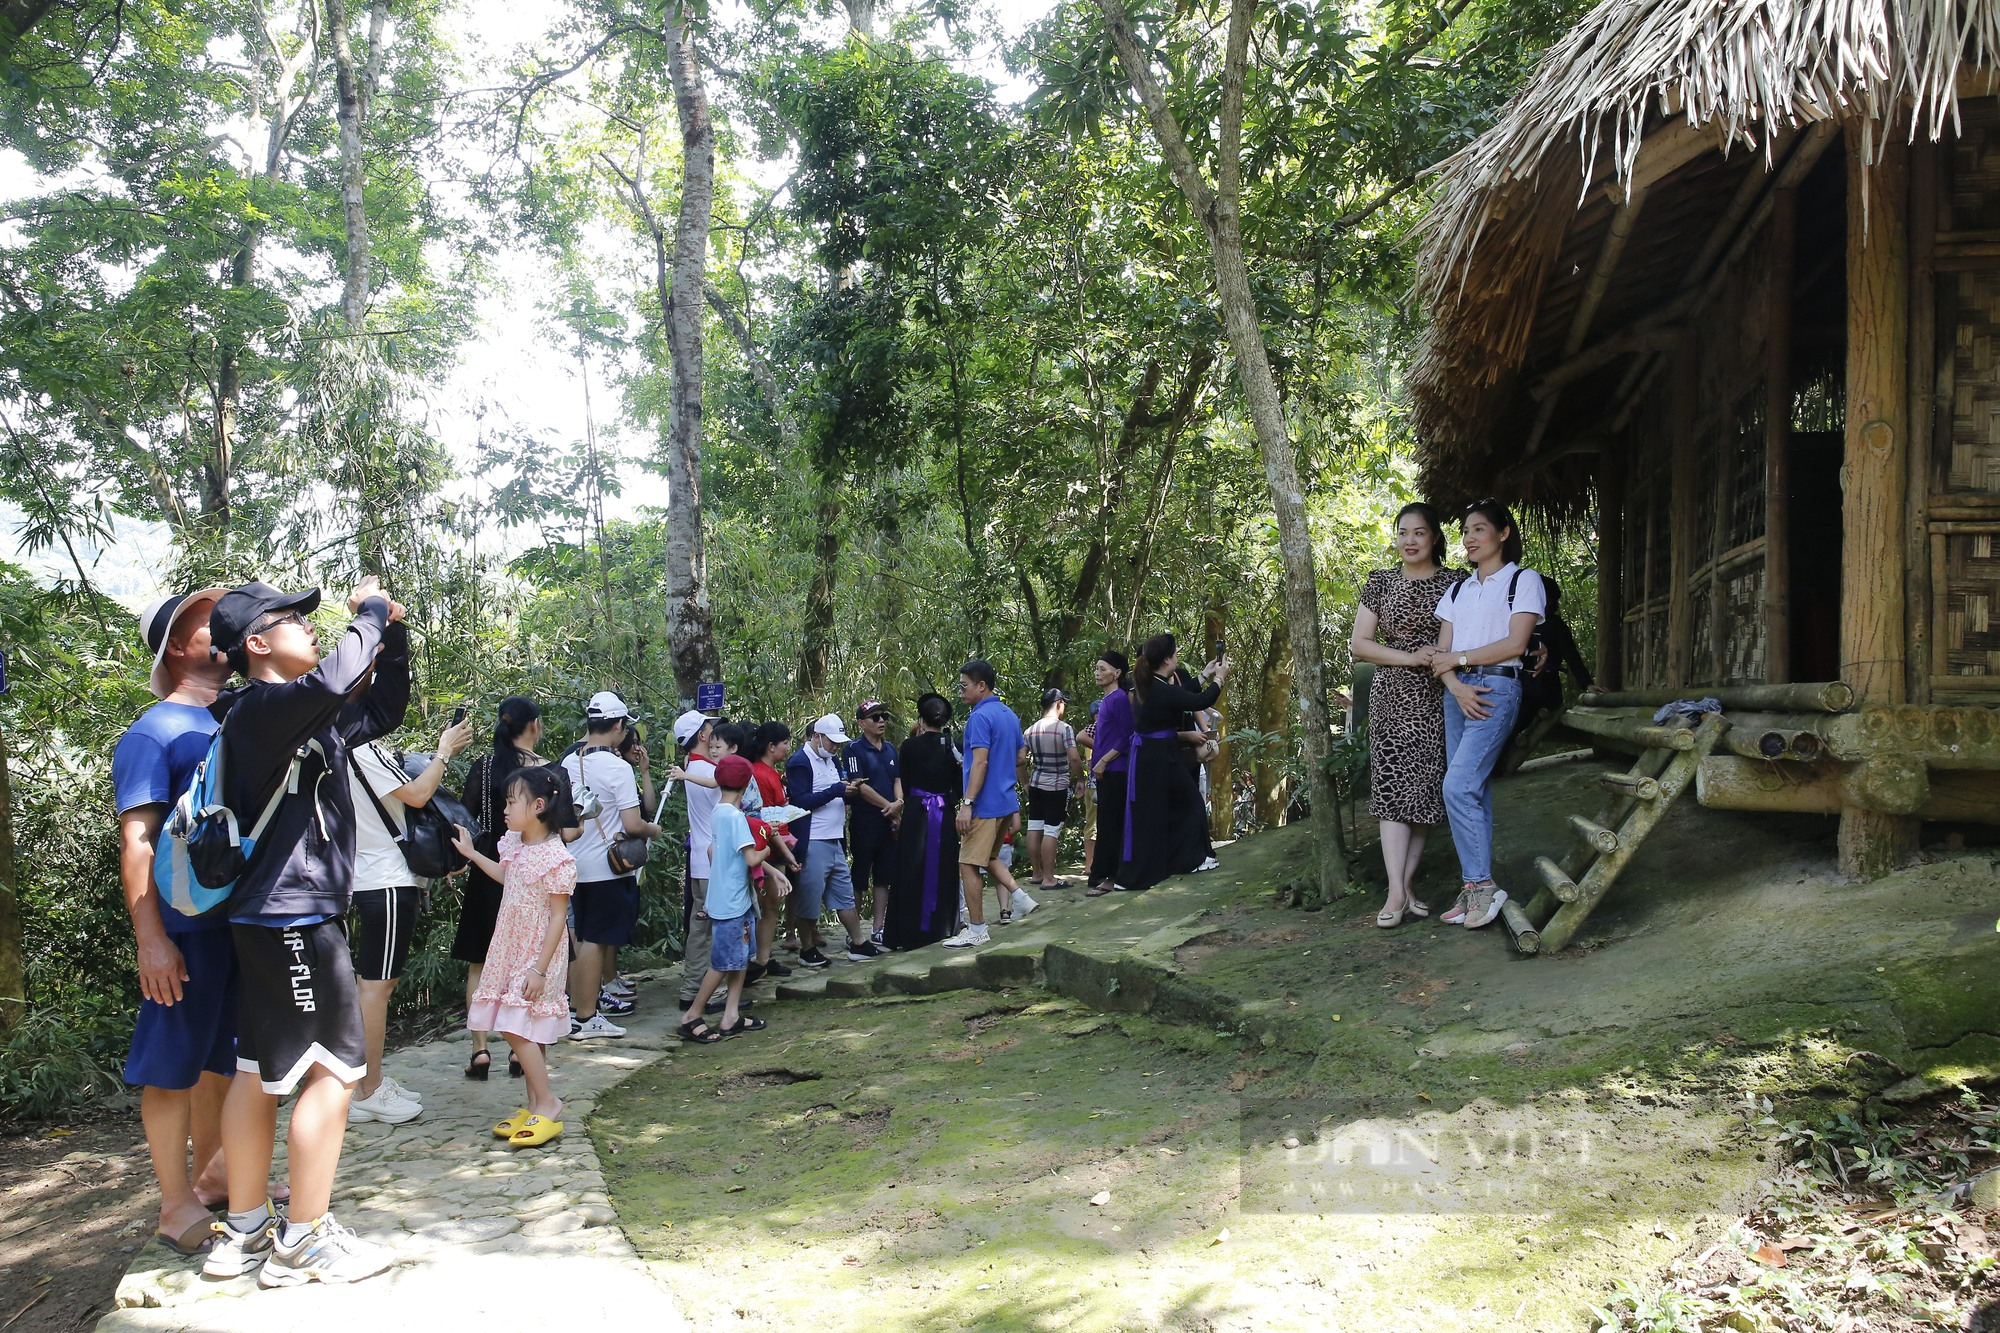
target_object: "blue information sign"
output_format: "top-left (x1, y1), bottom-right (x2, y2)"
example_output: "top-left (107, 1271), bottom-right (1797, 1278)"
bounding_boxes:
top-left (695, 681), bottom-right (724, 712)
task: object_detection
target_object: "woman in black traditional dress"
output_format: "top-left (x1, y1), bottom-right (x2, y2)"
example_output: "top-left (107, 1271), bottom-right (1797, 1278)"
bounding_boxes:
top-left (887, 692), bottom-right (962, 949)
top-left (453, 695), bottom-right (575, 1077)
top-left (1349, 502), bottom-right (1465, 928)
top-left (1119, 633), bottom-right (1228, 891)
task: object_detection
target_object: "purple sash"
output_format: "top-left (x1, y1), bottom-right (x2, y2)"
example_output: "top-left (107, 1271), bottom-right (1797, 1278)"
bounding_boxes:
top-left (913, 789), bottom-right (948, 930)
top-left (1123, 729), bottom-right (1182, 860)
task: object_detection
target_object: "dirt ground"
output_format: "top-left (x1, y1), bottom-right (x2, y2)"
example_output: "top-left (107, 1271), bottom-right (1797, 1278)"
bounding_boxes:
top-left (0, 1114), bottom-right (153, 1333)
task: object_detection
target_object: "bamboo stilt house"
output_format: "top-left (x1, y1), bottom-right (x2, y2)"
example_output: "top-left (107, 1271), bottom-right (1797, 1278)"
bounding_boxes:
top-left (1409, 0), bottom-right (2000, 878)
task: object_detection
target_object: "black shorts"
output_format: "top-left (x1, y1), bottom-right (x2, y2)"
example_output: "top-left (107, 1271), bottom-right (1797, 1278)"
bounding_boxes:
top-left (232, 919), bottom-right (366, 1095)
top-left (1026, 786), bottom-right (1069, 833)
top-left (573, 875), bottom-right (640, 946)
top-left (350, 886), bottom-right (419, 981)
top-left (850, 820), bottom-right (897, 894)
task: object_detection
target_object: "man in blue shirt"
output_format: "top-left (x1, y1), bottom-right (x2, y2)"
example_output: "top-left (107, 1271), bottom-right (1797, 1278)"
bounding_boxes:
top-left (944, 660), bottom-right (1034, 948)
top-left (113, 586), bottom-right (246, 1256)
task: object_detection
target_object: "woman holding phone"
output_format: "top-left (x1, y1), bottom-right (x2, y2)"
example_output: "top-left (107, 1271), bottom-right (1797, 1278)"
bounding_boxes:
top-left (1119, 634), bottom-right (1227, 892)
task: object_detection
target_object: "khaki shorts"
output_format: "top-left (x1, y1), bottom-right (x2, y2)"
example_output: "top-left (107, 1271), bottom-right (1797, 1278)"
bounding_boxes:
top-left (1082, 780), bottom-right (1098, 841)
top-left (958, 815), bottom-right (1005, 866)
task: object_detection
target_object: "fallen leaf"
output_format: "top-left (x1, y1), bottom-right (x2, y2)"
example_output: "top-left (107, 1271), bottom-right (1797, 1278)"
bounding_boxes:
top-left (1750, 1244), bottom-right (1787, 1268)
top-left (1209, 1227), bottom-right (1230, 1246)
top-left (1089, 1191), bottom-right (1111, 1206)
top-left (842, 1255), bottom-right (861, 1266)
top-left (1332, 1014), bottom-right (1341, 1022)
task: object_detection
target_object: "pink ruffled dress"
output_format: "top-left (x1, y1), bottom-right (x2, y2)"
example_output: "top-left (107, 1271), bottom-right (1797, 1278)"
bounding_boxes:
top-left (467, 832), bottom-right (576, 1044)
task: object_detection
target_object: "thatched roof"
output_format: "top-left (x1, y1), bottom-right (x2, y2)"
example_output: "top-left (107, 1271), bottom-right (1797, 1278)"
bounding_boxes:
top-left (1408, 0), bottom-right (2000, 512)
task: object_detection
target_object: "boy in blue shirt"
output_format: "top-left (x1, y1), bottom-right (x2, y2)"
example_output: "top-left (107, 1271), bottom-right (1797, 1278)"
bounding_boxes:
top-left (677, 755), bottom-right (772, 1043)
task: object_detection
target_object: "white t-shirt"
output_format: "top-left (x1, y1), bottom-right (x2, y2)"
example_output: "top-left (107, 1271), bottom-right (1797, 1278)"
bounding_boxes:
top-left (563, 746), bottom-right (641, 883)
top-left (685, 755), bottom-right (720, 878)
top-left (1436, 562), bottom-right (1547, 666)
top-left (349, 744), bottom-right (414, 891)
top-left (804, 744), bottom-right (845, 840)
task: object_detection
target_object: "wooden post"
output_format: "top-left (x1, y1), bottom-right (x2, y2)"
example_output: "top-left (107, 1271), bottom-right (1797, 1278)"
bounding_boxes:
top-left (0, 724), bottom-right (21, 1031)
top-left (1596, 445), bottom-right (1625, 689)
top-left (1666, 344), bottom-right (1697, 687)
top-left (1906, 140), bottom-right (1937, 704)
top-left (1764, 183), bottom-right (1796, 682)
top-left (1839, 120), bottom-right (1920, 877)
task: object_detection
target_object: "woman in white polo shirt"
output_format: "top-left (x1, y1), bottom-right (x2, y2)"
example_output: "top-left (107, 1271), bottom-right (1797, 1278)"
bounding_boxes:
top-left (1430, 500), bottom-right (1546, 931)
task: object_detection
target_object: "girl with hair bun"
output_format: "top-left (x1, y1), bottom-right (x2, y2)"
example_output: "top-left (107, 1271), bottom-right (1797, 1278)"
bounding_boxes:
top-left (886, 692), bottom-right (961, 950)
top-left (1350, 502), bottom-right (1465, 928)
top-left (1120, 634), bottom-right (1227, 892)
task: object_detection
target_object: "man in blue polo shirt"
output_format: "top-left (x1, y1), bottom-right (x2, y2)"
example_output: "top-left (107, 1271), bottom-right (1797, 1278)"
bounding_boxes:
top-left (113, 586), bottom-right (249, 1256)
top-left (944, 659), bottom-right (1034, 948)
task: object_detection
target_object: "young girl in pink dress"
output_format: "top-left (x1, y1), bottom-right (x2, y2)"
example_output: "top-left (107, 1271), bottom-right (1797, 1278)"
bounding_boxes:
top-left (452, 766), bottom-right (575, 1148)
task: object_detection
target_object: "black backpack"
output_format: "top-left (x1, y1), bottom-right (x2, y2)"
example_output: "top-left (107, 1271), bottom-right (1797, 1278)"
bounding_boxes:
top-left (355, 743), bottom-right (478, 879)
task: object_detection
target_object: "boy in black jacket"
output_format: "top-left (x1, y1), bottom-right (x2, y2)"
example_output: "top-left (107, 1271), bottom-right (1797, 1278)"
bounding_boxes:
top-left (201, 576), bottom-right (408, 1288)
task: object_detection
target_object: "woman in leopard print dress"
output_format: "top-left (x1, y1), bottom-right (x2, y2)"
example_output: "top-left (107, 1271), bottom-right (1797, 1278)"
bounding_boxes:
top-left (1350, 503), bottom-right (1464, 927)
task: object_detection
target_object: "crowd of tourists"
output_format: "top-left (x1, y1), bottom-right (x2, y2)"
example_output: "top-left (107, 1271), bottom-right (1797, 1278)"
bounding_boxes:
top-left (109, 572), bottom-right (1235, 1289)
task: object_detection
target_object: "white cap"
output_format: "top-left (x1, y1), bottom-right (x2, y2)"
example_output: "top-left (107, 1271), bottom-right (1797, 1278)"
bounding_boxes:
top-left (138, 586), bottom-right (228, 700)
top-left (810, 712), bottom-right (850, 744)
top-left (672, 708), bottom-right (709, 745)
top-left (585, 690), bottom-right (631, 722)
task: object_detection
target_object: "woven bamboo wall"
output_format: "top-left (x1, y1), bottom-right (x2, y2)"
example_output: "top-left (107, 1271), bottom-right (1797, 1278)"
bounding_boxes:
top-left (1944, 268), bottom-right (2000, 495)
top-left (1941, 531), bottom-right (2000, 677)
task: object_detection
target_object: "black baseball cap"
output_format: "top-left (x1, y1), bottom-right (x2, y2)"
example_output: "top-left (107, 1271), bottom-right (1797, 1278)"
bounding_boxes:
top-left (210, 582), bottom-right (322, 655)
top-left (1041, 687), bottom-right (1068, 708)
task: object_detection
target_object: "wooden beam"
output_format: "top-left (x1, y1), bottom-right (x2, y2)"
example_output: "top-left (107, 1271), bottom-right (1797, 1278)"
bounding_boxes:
top-left (1667, 345), bottom-right (1696, 688)
top-left (1501, 897), bottom-right (1541, 954)
top-left (1577, 681), bottom-right (1855, 711)
top-left (1520, 188), bottom-right (1652, 455)
top-left (1840, 119), bottom-right (1919, 877)
top-left (1765, 181), bottom-right (1796, 683)
top-left (1697, 756), bottom-right (1998, 822)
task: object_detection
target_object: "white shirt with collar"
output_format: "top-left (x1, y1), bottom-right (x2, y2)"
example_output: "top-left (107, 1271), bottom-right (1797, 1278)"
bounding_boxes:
top-left (804, 743), bottom-right (846, 840)
top-left (1436, 561), bottom-right (1547, 666)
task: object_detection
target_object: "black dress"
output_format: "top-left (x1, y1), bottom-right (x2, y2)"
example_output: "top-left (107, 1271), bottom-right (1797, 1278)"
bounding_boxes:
top-left (449, 749), bottom-right (575, 965)
top-left (1119, 675), bottom-right (1221, 891)
top-left (887, 731), bottom-right (961, 949)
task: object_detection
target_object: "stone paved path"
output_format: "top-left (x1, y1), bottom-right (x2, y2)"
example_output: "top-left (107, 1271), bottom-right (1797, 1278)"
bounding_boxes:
top-left (99, 970), bottom-right (691, 1333)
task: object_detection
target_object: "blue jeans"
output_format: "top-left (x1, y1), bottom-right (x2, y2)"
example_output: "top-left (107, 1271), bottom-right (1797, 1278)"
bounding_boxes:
top-left (1442, 673), bottom-right (1522, 883)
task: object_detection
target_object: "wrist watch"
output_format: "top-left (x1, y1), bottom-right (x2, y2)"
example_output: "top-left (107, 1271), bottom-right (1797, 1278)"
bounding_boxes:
top-left (1457, 652), bottom-right (1469, 669)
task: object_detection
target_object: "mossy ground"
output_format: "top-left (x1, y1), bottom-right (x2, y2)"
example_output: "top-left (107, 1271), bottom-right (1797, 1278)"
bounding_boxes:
top-left (595, 757), bottom-right (2000, 1330)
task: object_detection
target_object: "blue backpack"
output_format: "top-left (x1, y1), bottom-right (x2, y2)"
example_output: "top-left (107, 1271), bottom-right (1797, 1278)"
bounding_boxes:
top-left (153, 724), bottom-right (323, 918)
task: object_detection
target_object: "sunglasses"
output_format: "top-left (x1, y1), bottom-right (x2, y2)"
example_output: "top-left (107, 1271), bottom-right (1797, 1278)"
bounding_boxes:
top-left (250, 610), bottom-right (310, 637)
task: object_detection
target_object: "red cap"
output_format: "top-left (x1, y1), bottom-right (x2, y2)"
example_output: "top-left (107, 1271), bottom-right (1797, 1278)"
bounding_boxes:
top-left (715, 755), bottom-right (754, 790)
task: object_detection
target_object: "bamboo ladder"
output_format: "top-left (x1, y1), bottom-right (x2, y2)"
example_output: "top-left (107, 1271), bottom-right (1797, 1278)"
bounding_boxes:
top-left (1502, 713), bottom-right (1728, 955)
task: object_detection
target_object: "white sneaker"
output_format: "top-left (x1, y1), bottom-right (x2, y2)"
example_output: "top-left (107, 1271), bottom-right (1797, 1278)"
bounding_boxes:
top-left (347, 1084), bottom-right (422, 1124)
top-left (381, 1075), bottom-right (421, 1104)
top-left (202, 1213), bottom-right (278, 1277)
top-left (569, 1013), bottom-right (627, 1040)
top-left (942, 925), bottom-right (990, 948)
top-left (1010, 888), bottom-right (1038, 920)
top-left (1196, 856), bottom-right (1221, 871)
top-left (1463, 884), bottom-right (1508, 930)
top-left (605, 976), bottom-right (636, 999)
top-left (259, 1214), bottom-right (392, 1287)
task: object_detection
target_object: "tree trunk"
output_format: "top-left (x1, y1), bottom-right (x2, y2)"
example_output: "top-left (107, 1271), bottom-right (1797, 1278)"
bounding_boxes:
top-left (1254, 620), bottom-right (1294, 826)
top-left (796, 483), bottom-right (841, 699)
top-left (705, 281), bottom-right (802, 455)
top-left (0, 725), bottom-right (21, 1030)
top-left (1204, 599), bottom-right (1232, 841)
top-left (660, 8), bottom-right (721, 703)
top-left (1096, 0), bottom-right (1345, 900)
top-left (324, 0), bottom-right (378, 334)
top-left (1839, 120), bottom-right (1918, 878)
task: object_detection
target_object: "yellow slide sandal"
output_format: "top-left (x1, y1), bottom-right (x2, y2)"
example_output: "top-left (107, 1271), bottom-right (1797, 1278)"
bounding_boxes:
top-left (493, 1108), bottom-right (531, 1138)
top-left (508, 1114), bottom-right (564, 1149)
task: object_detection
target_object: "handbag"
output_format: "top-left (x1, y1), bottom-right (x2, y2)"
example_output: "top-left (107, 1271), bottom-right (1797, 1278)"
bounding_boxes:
top-left (357, 744), bottom-right (475, 879)
top-left (581, 747), bottom-right (651, 876)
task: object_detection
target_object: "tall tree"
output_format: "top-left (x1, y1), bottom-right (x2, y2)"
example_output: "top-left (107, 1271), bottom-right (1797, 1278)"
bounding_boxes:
top-left (660, 6), bottom-right (722, 702)
top-left (1093, 0), bottom-right (1345, 900)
